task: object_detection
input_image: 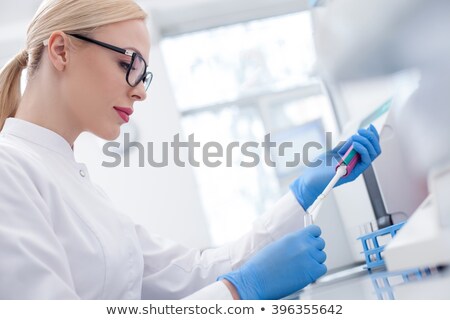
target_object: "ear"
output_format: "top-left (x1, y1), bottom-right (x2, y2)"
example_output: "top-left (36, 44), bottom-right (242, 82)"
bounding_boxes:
top-left (46, 31), bottom-right (71, 71)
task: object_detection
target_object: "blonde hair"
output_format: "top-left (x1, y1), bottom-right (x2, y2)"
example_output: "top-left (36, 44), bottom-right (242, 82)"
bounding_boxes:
top-left (0, 0), bottom-right (147, 129)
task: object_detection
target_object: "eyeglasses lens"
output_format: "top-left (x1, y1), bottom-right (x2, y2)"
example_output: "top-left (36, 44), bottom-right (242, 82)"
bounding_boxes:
top-left (128, 55), bottom-right (152, 90)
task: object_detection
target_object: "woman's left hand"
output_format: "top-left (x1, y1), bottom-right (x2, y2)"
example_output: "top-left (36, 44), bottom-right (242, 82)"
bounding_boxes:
top-left (290, 124), bottom-right (382, 211)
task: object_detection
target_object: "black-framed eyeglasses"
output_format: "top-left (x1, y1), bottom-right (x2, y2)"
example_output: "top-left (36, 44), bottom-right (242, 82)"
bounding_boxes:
top-left (67, 33), bottom-right (153, 91)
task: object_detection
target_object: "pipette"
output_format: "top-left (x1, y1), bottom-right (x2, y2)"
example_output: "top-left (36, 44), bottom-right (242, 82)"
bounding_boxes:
top-left (304, 146), bottom-right (361, 226)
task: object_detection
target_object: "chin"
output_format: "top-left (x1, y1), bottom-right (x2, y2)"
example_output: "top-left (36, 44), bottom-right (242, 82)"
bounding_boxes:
top-left (96, 127), bottom-right (121, 141)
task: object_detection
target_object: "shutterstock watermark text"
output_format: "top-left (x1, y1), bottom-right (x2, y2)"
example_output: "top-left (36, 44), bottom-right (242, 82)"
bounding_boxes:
top-left (102, 132), bottom-right (344, 168)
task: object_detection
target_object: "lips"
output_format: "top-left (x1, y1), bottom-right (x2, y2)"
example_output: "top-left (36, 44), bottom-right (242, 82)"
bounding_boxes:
top-left (113, 106), bottom-right (133, 123)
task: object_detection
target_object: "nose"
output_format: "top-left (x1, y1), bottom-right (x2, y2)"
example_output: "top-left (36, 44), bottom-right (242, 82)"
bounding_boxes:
top-left (129, 81), bottom-right (147, 101)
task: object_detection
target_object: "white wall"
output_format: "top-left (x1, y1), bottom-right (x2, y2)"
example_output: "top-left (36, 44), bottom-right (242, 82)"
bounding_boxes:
top-left (336, 76), bottom-right (398, 128)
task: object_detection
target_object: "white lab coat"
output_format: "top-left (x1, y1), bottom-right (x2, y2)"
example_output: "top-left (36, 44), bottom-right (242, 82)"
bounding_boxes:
top-left (0, 118), bottom-right (305, 299)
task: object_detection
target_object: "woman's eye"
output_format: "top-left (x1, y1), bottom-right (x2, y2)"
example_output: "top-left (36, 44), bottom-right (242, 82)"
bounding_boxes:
top-left (119, 62), bottom-right (130, 71)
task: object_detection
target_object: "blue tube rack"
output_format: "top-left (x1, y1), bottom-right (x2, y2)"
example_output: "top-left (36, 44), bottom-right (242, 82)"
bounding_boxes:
top-left (357, 222), bottom-right (406, 269)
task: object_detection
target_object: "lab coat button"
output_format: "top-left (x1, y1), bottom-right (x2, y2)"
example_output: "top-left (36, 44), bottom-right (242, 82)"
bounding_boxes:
top-left (79, 170), bottom-right (86, 177)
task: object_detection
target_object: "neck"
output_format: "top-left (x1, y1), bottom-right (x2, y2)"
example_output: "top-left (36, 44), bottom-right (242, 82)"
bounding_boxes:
top-left (14, 77), bottom-right (81, 148)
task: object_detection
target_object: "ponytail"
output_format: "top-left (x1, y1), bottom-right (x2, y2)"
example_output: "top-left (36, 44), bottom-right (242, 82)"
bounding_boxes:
top-left (0, 50), bottom-right (28, 130)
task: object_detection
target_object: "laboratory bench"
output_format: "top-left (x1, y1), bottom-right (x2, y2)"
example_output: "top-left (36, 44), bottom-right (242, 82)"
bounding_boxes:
top-left (285, 263), bottom-right (450, 300)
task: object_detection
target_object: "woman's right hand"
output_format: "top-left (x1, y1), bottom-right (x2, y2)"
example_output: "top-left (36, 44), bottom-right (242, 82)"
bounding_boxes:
top-left (218, 225), bottom-right (327, 300)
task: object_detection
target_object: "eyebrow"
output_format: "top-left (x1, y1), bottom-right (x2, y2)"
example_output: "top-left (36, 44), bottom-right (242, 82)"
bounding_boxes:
top-left (125, 47), bottom-right (143, 57)
top-left (124, 46), bottom-right (149, 65)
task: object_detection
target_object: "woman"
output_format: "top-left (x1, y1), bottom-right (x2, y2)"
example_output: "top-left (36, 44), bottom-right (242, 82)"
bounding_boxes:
top-left (0, 0), bottom-right (381, 299)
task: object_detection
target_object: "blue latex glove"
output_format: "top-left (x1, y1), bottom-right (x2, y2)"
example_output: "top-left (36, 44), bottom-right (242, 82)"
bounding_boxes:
top-left (218, 225), bottom-right (327, 300)
top-left (290, 124), bottom-right (381, 211)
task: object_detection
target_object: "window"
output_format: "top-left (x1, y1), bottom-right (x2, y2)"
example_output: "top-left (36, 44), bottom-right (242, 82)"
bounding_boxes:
top-left (161, 11), bottom-right (337, 245)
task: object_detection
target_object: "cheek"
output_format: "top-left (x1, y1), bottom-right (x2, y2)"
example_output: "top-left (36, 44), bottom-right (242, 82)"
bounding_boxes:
top-left (94, 62), bottom-right (129, 99)
top-left (75, 61), bottom-right (124, 105)
top-left (67, 59), bottom-right (103, 99)
top-left (75, 53), bottom-right (123, 87)
top-left (66, 55), bottom-right (128, 123)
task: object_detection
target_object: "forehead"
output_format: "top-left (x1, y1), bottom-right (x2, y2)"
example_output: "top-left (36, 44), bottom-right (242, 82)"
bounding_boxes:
top-left (93, 19), bottom-right (150, 61)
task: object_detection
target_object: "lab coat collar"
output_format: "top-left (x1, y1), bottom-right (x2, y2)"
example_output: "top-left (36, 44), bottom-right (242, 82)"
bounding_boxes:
top-left (1, 117), bottom-right (75, 161)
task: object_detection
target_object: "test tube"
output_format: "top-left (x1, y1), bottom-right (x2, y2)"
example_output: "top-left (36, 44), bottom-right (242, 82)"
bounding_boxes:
top-left (304, 213), bottom-right (314, 226)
